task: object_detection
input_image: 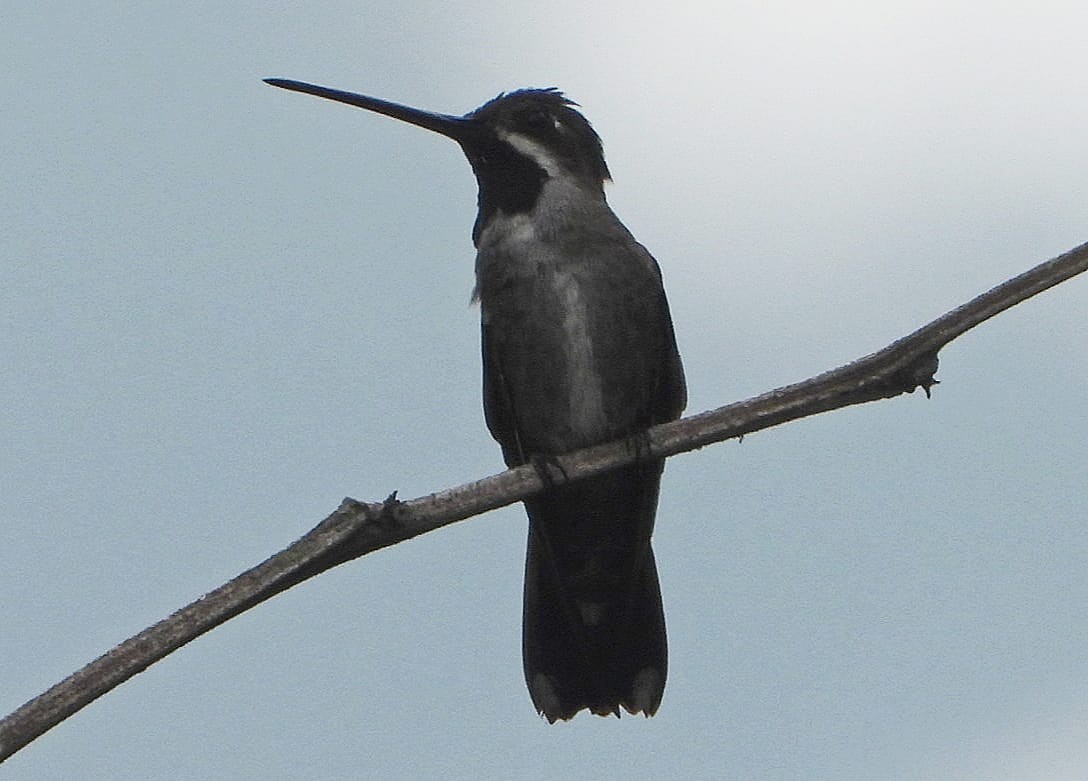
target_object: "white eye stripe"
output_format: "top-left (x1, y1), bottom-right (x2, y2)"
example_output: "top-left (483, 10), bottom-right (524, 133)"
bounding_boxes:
top-left (497, 129), bottom-right (562, 177)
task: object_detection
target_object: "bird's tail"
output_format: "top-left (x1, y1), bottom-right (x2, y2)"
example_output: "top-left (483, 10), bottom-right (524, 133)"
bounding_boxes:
top-left (521, 464), bottom-right (667, 722)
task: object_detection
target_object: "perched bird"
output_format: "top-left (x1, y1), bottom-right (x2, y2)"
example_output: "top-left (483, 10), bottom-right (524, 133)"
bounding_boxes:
top-left (265, 79), bottom-right (686, 721)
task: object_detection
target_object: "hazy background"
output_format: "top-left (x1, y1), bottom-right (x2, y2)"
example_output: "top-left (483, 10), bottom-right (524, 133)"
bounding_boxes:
top-left (3, 3), bottom-right (1086, 779)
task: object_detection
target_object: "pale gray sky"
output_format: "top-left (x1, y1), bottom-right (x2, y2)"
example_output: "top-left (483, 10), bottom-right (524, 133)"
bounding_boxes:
top-left (3, 3), bottom-right (1087, 779)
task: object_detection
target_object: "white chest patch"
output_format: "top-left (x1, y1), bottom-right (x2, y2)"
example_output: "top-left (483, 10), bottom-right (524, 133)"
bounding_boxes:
top-left (477, 211), bottom-right (536, 253)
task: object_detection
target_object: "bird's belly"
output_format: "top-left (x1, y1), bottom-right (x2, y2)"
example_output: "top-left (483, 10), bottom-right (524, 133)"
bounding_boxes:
top-left (494, 259), bottom-right (647, 454)
top-left (477, 212), bottom-right (661, 455)
top-left (549, 268), bottom-right (607, 438)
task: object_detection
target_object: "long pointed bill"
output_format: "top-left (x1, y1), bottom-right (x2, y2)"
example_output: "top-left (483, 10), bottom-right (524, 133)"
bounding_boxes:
top-left (264, 78), bottom-right (473, 143)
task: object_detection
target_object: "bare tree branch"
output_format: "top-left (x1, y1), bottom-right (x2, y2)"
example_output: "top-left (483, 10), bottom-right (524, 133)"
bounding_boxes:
top-left (2, 240), bottom-right (1085, 762)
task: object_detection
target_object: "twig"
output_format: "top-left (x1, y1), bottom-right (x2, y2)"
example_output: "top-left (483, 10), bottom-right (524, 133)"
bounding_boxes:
top-left (1, 240), bottom-right (1085, 761)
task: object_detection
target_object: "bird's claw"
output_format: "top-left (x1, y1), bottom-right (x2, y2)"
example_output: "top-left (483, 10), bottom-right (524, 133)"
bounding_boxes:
top-left (529, 454), bottom-right (568, 490)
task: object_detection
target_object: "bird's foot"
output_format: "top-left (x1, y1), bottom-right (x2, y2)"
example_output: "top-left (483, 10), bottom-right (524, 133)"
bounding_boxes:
top-left (529, 453), bottom-right (568, 490)
top-left (625, 429), bottom-right (654, 464)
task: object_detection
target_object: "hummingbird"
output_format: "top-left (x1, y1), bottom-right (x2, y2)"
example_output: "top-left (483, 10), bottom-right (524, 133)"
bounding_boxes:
top-left (265, 78), bottom-right (686, 721)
